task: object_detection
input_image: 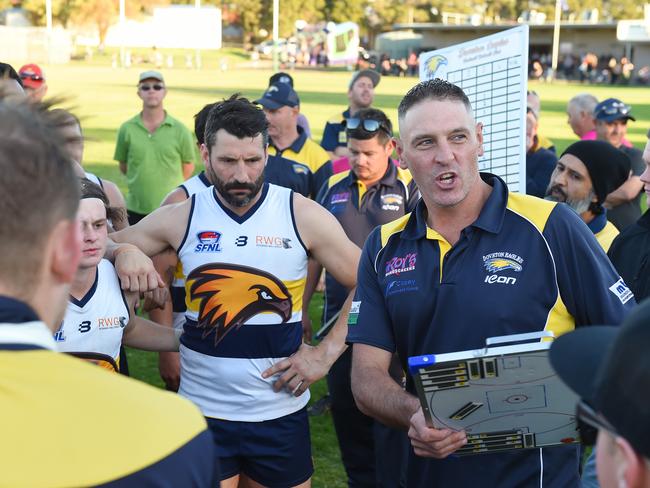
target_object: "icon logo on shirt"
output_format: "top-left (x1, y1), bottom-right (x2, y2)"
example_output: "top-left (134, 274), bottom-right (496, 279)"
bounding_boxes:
top-left (483, 252), bottom-right (523, 285)
top-left (385, 252), bottom-right (417, 277)
top-left (195, 231), bottom-right (223, 253)
top-left (381, 193), bottom-right (403, 211)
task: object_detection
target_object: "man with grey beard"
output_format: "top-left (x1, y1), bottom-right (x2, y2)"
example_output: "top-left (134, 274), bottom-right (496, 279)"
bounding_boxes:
top-left (545, 140), bottom-right (631, 251)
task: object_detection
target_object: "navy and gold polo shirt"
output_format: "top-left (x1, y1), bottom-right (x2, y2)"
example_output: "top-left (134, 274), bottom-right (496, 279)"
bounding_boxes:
top-left (268, 126), bottom-right (332, 196)
top-left (320, 108), bottom-right (350, 153)
top-left (347, 173), bottom-right (634, 488)
top-left (265, 153), bottom-right (313, 198)
top-left (0, 296), bottom-right (217, 487)
top-left (318, 162), bottom-right (419, 321)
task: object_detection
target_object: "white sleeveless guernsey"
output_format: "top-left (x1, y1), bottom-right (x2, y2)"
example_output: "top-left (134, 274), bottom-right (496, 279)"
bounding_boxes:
top-left (177, 184), bottom-right (309, 421)
top-left (171, 172), bottom-right (211, 331)
top-left (56, 259), bottom-right (130, 364)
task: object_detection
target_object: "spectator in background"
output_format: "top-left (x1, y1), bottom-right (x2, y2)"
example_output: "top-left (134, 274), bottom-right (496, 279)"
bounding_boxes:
top-left (18, 63), bottom-right (46, 102)
top-left (268, 72), bottom-right (311, 137)
top-left (594, 98), bottom-right (645, 230)
top-left (545, 140), bottom-right (631, 252)
top-left (407, 51), bottom-right (418, 76)
top-left (114, 70), bottom-right (195, 225)
top-left (321, 69), bottom-right (380, 159)
top-left (527, 91), bottom-right (555, 153)
top-left (567, 93), bottom-right (598, 140)
top-left (608, 129), bottom-right (650, 302)
top-left (526, 105), bottom-right (557, 198)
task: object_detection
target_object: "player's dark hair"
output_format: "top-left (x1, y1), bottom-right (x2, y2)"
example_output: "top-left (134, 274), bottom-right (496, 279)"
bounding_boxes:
top-left (0, 99), bottom-right (80, 294)
top-left (398, 78), bottom-right (472, 120)
top-left (204, 94), bottom-right (268, 151)
top-left (346, 108), bottom-right (393, 146)
top-left (0, 62), bottom-right (23, 87)
top-left (80, 177), bottom-right (125, 224)
top-left (194, 102), bottom-right (216, 146)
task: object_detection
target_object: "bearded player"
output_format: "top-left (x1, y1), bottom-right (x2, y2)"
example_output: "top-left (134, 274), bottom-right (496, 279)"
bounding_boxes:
top-left (111, 95), bottom-right (359, 487)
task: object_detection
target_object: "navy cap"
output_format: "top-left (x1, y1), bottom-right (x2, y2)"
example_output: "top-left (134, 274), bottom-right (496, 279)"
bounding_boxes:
top-left (255, 83), bottom-right (300, 110)
top-left (594, 98), bottom-right (635, 123)
top-left (550, 298), bottom-right (650, 459)
top-left (269, 72), bottom-right (294, 87)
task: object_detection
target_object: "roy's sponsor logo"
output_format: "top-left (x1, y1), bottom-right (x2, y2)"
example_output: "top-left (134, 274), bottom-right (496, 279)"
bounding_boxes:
top-left (385, 252), bottom-right (417, 277)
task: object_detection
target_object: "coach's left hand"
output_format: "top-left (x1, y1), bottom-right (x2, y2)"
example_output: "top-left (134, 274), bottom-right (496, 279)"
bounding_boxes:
top-left (262, 343), bottom-right (331, 397)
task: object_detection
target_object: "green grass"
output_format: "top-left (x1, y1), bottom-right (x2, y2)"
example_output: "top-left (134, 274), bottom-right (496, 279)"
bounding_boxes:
top-left (44, 59), bottom-right (649, 486)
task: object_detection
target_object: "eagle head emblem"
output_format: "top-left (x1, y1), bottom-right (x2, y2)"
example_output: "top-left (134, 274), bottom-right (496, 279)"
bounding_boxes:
top-left (188, 263), bottom-right (292, 345)
top-left (425, 55), bottom-right (448, 79)
top-left (484, 258), bottom-right (523, 273)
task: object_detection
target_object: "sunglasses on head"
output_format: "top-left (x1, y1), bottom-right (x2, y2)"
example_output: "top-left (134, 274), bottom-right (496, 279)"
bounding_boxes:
top-left (20, 73), bottom-right (43, 81)
top-left (345, 118), bottom-right (391, 135)
top-left (597, 101), bottom-right (630, 117)
top-left (576, 400), bottom-right (618, 446)
top-left (139, 84), bottom-right (164, 91)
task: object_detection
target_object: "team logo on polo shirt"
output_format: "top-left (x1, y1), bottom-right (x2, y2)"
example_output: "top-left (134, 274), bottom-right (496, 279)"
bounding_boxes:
top-left (330, 192), bottom-right (350, 205)
top-left (292, 164), bottom-right (309, 175)
top-left (483, 252), bottom-right (523, 285)
top-left (385, 252), bottom-right (417, 277)
top-left (195, 231), bottom-right (223, 253)
top-left (381, 193), bottom-right (403, 211)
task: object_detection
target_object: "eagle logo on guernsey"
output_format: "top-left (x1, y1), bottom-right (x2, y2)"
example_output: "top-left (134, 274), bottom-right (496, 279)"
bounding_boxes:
top-left (188, 264), bottom-right (292, 345)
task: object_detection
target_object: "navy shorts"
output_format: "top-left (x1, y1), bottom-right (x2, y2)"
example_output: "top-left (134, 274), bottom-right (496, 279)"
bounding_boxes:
top-left (206, 407), bottom-right (313, 488)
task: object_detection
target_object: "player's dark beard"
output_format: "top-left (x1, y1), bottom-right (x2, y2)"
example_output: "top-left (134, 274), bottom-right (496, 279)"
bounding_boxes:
top-left (212, 171), bottom-right (264, 208)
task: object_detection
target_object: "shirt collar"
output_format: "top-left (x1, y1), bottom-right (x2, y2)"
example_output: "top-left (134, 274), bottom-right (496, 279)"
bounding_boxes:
top-left (271, 125), bottom-right (308, 153)
top-left (342, 108), bottom-right (351, 121)
top-left (0, 296), bottom-right (57, 350)
top-left (401, 172), bottom-right (507, 240)
top-left (136, 111), bottom-right (173, 129)
top-left (587, 211), bottom-right (608, 235)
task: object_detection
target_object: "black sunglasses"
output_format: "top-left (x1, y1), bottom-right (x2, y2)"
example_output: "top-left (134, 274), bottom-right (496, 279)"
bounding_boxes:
top-left (596, 101), bottom-right (630, 117)
top-left (20, 73), bottom-right (43, 81)
top-left (576, 400), bottom-right (618, 446)
top-left (345, 118), bottom-right (391, 135)
top-left (139, 84), bottom-right (164, 91)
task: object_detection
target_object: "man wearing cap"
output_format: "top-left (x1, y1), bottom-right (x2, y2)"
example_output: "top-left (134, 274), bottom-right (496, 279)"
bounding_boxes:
top-left (594, 97), bottom-right (645, 231)
top-left (321, 69), bottom-right (380, 160)
top-left (545, 140), bottom-right (631, 251)
top-left (256, 83), bottom-right (332, 195)
top-left (608, 129), bottom-right (650, 302)
top-left (114, 71), bottom-right (196, 225)
top-left (18, 63), bottom-right (47, 102)
top-left (268, 72), bottom-right (311, 137)
top-left (309, 108), bottom-right (416, 487)
top-left (550, 300), bottom-right (650, 488)
top-left (526, 104), bottom-right (557, 198)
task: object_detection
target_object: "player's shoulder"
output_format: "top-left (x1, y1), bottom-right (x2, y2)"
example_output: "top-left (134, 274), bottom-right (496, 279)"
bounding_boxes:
top-left (304, 137), bottom-right (331, 161)
top-left (325, 111), bottom-right (345, 124)
top-left (378, 213), bottom-right (412, 248)
top-left (325, 170), bottom-right (351, 191)
top-left (396, 166), bottom-right (414, 186)
top-left (1, 350), bottom-right (209, 487)
top-left (505, 191), bottom-right (559, 233)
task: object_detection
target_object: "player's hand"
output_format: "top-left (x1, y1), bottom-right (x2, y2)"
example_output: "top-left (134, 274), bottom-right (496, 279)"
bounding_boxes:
top-left (141, 287), bottom-right (169, 312)
top-left (261, 343), bottom-right (330, 397)
top-left (408, 407), bottom-right (467, 459)
top-left (114, 244), bottom-right (165, 293)
top-left (158, 352), bottom-right (180, 392)
top-left (301, 314), bottom-right (313, 345)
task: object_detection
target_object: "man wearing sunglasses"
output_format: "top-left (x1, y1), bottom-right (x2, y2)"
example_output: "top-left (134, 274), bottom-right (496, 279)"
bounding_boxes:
top-left (550, 300), bottom-right (650, 488)
top-left (114, 70), bottom-right (196, 225)
top-left (310, 108), bottom-right (417, 487)
top-left (594, 98), bottom-right (645, 231)
top-left (347, 79), bottom-right (634, 488)
top-left (18, 63), bottom-right (47, 102)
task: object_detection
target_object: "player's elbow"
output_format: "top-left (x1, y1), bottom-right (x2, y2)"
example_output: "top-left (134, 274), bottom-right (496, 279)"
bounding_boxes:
top-left (350, 364), bottom-right (376, 417)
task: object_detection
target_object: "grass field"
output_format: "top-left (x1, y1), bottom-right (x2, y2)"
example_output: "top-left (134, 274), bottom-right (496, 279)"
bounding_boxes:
top-left (43, 55), bottom-right (650, 487)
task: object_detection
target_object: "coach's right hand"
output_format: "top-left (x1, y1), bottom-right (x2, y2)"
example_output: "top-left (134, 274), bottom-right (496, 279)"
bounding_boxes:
top-left (408, 407), bottom-right (467, 459)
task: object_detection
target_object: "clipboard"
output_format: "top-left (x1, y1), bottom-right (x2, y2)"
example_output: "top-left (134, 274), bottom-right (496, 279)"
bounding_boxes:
top-left (408, 331), bottom-right (580, 455)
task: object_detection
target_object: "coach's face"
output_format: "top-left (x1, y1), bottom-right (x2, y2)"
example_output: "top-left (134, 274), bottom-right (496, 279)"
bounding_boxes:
top-left (202, 129), bottom-right (267, 208)
top-left (396, 99), bottom-right (483, 209)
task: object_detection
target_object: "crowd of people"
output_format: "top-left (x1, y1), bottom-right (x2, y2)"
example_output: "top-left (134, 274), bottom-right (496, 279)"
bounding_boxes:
top-left (529, 52), bottom-right (643, 84)
top-left (1, 58), bottom-right (649, 488)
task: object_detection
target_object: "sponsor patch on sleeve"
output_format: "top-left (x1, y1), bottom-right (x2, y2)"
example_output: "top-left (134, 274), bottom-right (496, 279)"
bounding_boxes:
top-left (609, 278), bottom-right (634, 304)
top-left (348, 301), bottom-right (361, 325)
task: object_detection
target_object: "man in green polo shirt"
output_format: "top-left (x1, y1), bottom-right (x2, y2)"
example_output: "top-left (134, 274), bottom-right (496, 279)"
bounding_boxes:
top-left (114, 70), bottom-right (195, 224)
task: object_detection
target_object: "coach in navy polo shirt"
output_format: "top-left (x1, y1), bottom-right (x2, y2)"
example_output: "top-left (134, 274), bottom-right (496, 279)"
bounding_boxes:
top-left (347, 80), bottom-right (634, 488)
top-left (311, 108), bottom-right (418, 487)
